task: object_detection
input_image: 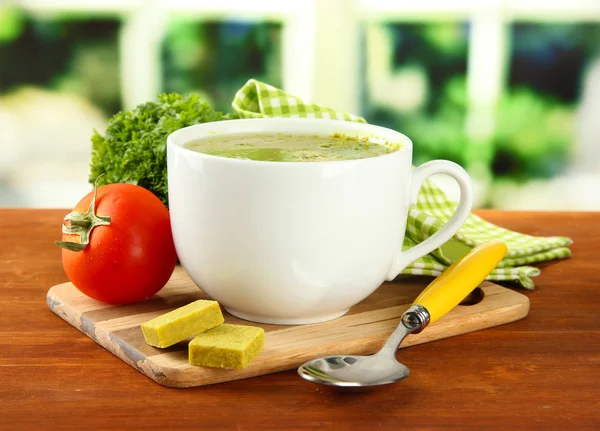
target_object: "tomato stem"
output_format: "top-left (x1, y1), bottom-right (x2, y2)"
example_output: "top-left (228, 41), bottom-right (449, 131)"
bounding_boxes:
top-left (55, 175), bottom-right (111, 252)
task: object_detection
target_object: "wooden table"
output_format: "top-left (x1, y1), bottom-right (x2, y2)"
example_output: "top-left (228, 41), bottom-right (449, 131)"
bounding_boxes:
top-left (1, 209), bottom-right (598, 430)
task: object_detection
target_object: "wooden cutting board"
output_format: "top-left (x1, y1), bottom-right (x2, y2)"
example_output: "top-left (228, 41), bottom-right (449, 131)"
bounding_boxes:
top-left (46, 266), bottom-right (529, 388)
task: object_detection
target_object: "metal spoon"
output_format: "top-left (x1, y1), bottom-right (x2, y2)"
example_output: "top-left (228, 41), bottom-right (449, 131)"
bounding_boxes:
top-left (298, 240), bottom-right (508, 387)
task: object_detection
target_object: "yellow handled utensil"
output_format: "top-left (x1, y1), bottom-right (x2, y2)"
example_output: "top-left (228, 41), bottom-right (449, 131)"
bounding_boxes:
top-left (298, 240), bottom-right (508, 387)
top-left (408, 239), bottom-right (508, 328)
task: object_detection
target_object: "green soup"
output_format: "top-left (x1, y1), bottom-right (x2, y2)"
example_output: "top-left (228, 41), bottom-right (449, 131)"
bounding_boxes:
top-left (184, 132), bottom-right (401, 162)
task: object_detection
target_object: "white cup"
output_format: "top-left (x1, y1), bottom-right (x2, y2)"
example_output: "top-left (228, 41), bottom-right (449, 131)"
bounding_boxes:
top-left (167, 118), bottom-right (473, 325)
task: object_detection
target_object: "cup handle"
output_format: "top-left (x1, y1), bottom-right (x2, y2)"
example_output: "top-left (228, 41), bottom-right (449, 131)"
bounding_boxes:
top-left (386, 160), bottom-right (474, 281)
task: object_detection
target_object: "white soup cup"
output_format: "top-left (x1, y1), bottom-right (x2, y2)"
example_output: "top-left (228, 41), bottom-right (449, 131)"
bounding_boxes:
top-left (167, 118), bottom-right (473, 325)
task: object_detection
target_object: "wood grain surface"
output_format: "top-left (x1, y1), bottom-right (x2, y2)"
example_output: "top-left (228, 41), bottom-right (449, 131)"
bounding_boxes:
top-left (47, 267), bottom-right (528, 388)
top-left (1, 209), bottom-right (598, 430)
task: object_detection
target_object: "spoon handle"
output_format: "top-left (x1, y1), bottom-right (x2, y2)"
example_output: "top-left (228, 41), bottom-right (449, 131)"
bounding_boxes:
top-left (410, 240), bottom-right (508, 326)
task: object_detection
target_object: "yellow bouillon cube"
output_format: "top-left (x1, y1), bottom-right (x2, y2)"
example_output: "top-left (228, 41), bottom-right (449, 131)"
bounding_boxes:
top-left (141, 300), bottom-right (224, 348)
top-left (189, 323), bottom-right (265, 369)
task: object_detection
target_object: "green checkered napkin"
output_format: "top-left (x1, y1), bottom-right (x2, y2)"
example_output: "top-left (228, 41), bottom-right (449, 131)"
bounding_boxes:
top-left (232, 79), bottom-right (573, 289)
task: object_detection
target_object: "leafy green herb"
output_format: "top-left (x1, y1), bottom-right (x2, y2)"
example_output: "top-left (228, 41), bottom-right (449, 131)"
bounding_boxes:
top-left (89, 93), bottom-right (238, 206)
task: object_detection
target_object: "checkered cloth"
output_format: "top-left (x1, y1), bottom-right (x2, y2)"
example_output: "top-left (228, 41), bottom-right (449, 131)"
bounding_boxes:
top-left (232, 79), bottom-right (573, 289)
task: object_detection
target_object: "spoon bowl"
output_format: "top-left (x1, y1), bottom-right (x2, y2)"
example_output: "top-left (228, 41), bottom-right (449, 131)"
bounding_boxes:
top-left (298, 353), bottom-right (410, 387)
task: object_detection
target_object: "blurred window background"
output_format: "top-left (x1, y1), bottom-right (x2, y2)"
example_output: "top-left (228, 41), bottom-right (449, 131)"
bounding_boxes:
top-left (1, 0), bottom-right (599, 209)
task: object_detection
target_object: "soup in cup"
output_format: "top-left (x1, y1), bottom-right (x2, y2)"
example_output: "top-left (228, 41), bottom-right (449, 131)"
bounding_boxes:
top-left (167, 118), bottom-right (473, 325)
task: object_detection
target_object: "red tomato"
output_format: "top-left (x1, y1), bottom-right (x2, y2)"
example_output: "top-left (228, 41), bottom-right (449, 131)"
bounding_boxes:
top-left (59, 183), bottom-right (177, 304)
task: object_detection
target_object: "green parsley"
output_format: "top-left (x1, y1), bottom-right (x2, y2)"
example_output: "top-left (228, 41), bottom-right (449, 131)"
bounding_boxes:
top-left (89, 93), bottom-right (237, 207)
